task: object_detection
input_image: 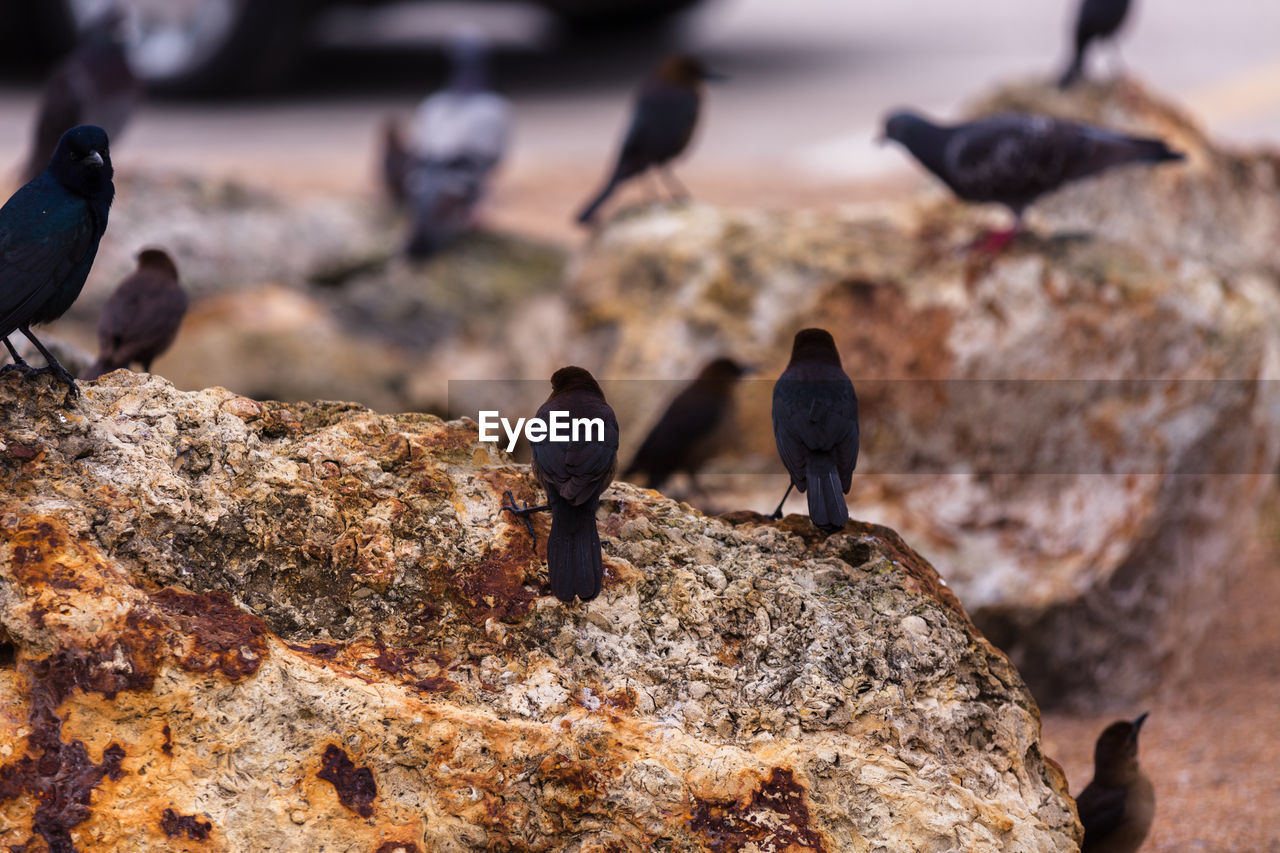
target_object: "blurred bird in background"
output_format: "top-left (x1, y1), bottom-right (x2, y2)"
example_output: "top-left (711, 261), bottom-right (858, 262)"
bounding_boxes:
top-left (576, 53), bottom-right (723, 226)
top-left (1059, 0), bottom-right (1134, 89)
top-left (624, 357), bottom-right (750, 500)
top-left (379, 116), bottom-right (412, 209)
top-left (503, 366), bottom-right (620, 603)
top-left (771, 329), bottom-right (858, 533)
top-left (881, 109), bottom-right (1183, 252)
top-left (400, 29), bottom-right (512, 260)
top-left (21, 8), bottom-right (140, 184)
top-left (84, 248), bottom-right (188, 380)
top-left (1076, 713), bottom-right (1155, 853)
top-left (1, 125), bottom-right (114, 398)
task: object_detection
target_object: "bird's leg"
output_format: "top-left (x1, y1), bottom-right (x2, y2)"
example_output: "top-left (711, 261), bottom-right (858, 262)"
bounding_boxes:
top-left (658, 167), bottom-right (691, 201)
top-left (501, 490), bottom-right (549, 546)
top-left (20, 326), bottom-right (78, 398)
top-left (0, 337), bottom-right (34, 376)
top-left (769, 482), bottom-right (795, 521)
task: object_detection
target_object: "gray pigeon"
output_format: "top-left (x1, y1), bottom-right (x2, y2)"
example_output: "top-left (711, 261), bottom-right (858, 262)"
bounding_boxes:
top-left (404, 31), bottom-right (512, 260)
top-left (882, 110), bottom-right (1183, 249)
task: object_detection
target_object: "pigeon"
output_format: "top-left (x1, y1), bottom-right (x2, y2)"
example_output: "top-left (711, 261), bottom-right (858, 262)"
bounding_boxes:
top-left (624, 357), bottom-right (750, 495)
top-left (22, 9), bottom-right (140, 184)
top-left (771, 329), bottom-right (859, 533)
top-left (576, 54), bottom-right (723, 225)
top-left (1, 125), bottom-right (114, 398)
top-left (1060, 0), bottom-right (1134, 89)
top-left (882, 109), bottom-right (1183, 250)
top-left (404, 31), bottom-right (512, 259)
top-left (84, 248), bottom-right (187, 380)
top-left (502, 367), bottom-right (620, 603)
top-left (1077, 713), bottom-right (1155, 853)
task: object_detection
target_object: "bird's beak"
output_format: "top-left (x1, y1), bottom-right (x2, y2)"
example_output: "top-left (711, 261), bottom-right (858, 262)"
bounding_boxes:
top-left (1131, 711), bottom-right (1149, 732)
top-left (84, 150), bottom-right (104, 167)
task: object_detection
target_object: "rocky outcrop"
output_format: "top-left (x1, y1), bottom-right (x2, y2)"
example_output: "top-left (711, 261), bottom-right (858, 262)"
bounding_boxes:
top-left (0, 372), bottom-right (1078, 851)
top-left (560, 81), bottom-right (1280, 709)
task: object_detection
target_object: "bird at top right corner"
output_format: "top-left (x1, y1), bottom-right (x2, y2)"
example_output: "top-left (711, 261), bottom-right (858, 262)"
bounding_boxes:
top-left (1059, 0), bottom-right (1134, 89)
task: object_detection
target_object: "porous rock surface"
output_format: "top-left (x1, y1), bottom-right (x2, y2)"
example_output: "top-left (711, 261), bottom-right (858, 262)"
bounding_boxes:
top-left (563, 82), bottom-right (1280, 709)
top-left (0, 372), bottom-right (1078, 851)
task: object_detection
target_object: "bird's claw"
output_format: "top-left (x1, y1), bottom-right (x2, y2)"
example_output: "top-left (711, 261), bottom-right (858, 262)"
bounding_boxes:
top-left (0, 362), bottom-right (33, 378)
top-left (501, 490), bottom-right (538, 545)
top-left (769, 510), bottom-right (783, 521)
top-left (31, 364), bottom-right (79, 398)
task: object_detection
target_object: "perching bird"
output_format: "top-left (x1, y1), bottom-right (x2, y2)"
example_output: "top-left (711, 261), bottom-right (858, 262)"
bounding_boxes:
top-left (403, 31), bottom-right (511, 259)
top-left (1077, 713), bottom-right (1155, 853)
top-left (83, 248), bottom-right (187, 380)
top-left (576, 54), bottom-right (722, 225)
top-left (1, 125), bottom-right (114, 398)
top-left (503, 367), bottom-right (620, 603)
top-left (771, 329), bottom-right (858, 533)
top-left (881, 110), bottom-right (1183, 251)
top-left (379, 116), bottom-right (412, 208)
top-left (22, 10), bottom-right (139, 183)
top-left (624, 357), bottom-right (749, 495)
top-left (1059, 0), bottom-right (1133, 89)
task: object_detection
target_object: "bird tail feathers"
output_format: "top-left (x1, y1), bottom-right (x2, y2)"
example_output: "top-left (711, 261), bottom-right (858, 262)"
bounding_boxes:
top-left (806, 455), bottom-right (849, 533)
top-left (547, 503), bottom-right (603, 602)
top-left (1058, 51), bottom-right (1085, 89)
top-left (576, 178), bottom-right (619, 225)
top-left (1129, 137), bottom-right (1185, 164)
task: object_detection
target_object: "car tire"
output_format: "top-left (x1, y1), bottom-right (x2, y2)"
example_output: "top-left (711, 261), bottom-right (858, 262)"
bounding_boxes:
top-left (32, 0), bottom-right (313, 96)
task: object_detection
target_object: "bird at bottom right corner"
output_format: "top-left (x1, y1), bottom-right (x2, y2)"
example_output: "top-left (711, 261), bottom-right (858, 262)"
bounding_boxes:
top-left (1077, 712), bottom-right (1155, 853)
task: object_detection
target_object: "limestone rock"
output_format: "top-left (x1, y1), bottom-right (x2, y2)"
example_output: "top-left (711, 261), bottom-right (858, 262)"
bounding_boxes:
top-left (0, 372), bottom-right (1078, 851)
top-left (564, 90), bottom-right (1280, 708)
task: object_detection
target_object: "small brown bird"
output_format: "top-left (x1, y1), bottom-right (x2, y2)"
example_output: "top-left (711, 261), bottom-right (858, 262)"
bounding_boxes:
top-left (1077, 712), bottom-right (1155, 853)
top-left (576, 54), bottom-right (723, 225)
top-left (770, 329), bottom-right (859, 532)
top-left (503, 366), bottom-right (620, 603)
top-left (84, 248), bottom-right (187, 380)
top-left (624, 357), bottom-right (749, 495)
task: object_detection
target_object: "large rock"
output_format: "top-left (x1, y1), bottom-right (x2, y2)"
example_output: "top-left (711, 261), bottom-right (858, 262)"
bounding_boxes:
top-left (0, 372), bottom-right (1078, 852)
top-left (559, 82), bottom-right (1280, 710)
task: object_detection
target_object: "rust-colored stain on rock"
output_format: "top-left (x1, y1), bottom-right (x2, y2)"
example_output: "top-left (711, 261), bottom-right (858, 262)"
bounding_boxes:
top-left (689, 768), bottom-right (828, 853)
top-left (151, 588), bottom-right (269, 680)
top-left (160, 807), bottom-right (214, 840)
top-left (318, 744), bottom-right (378, 818)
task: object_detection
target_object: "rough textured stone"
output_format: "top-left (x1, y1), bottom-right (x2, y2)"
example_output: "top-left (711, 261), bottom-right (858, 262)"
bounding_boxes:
top-left (559, 82), bottom-right (1280, 710)
top-left (0, 372), bottom-right (1078, 852)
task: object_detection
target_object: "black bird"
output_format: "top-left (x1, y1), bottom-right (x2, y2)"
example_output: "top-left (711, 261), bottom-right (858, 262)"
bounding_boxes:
top-left (84, 248), bottom-right (187, 380)
top-left (1077, 713), bottom-right (1155, 853)
top-left (770, 329), bottom-right (858, 532)
top-left (503, 366), bottom-right (620, 603)
top-left (1, 125), bottom-right (114, 398)
top-left (576, 54), bottom-right (722, 225)
top-left (624, 357), bottom-right (749, 495)
top-left (22, 10), bottom-right (139, 183)
top-left (1059, 0), bottom-right (1133, 89)
top-left (882, 110), bottom-right (1183, 251)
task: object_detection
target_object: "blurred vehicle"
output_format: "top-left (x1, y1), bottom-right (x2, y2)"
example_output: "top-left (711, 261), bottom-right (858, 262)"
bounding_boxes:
top-left (10, 0), bottom-right (708, 95)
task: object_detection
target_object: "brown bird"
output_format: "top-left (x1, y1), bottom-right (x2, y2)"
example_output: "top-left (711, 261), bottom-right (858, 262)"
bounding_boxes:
top-left (84, 248), bottom-right (187, 380)
top-left (770, 329), bottom-right (859, 532)
top-left (624, 357), bottom-right (749, 495)
top-left (1077, 712), bottom-right (1155, 853)
top-left (503, 366), bottom-right (620, 603)
top-left (576, 54), bottom-right (723, 225)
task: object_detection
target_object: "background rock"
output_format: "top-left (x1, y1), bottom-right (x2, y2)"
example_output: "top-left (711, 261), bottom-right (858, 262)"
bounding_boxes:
top-left (0, 372), bottom-right (1078, 852)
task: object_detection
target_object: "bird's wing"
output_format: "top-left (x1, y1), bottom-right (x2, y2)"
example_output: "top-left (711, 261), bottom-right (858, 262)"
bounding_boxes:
top-left (531, 408), bottom-right (620, 507)
top-left (944, 114), bottom-right (1079, 202)
top-left (773, 377), bottom-right (859, 483)
top-left (99, 274), bottom-right (188, 348)
top-left (0, 183), bottom-right (96, 337)
top-left (1076, 781), bottom-right (1128, 844)
top-left (615, 85), bottom-right (700, 178)
top-left (629, 386), bottom-right (728, 473)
